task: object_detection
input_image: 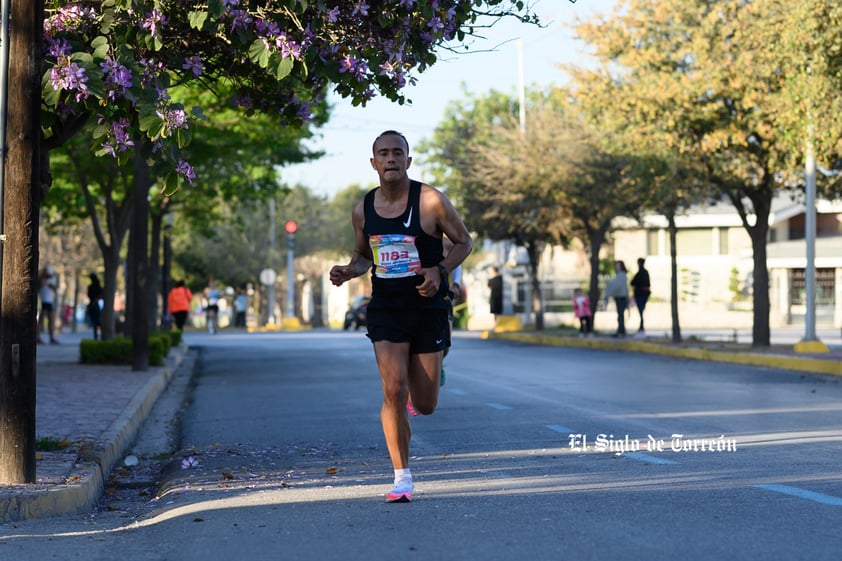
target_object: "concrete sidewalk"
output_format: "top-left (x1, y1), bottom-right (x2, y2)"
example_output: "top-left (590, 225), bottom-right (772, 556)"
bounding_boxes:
top-left (0, 330), bottom-right (191, 524)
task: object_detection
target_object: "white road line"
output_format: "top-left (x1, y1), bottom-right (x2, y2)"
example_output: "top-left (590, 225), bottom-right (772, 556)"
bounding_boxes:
top-left (486, 402), bottom-right (512, 411)
top-left (545, 424), bottom-right (574, 434)
top-left (623, 452), bottom-right (680, 465)
top-left (447, 388), bottom-right (468, 396)
top-left (753, 484), bottom-right (842, 506)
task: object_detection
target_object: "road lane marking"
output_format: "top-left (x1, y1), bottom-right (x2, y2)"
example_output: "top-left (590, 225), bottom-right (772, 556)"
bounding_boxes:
top-left (752, 484), bottom-right (842, 506)
top-left (486, 402), bottom-right (512, 410)
top-left (447, 388), bottom-right (468, 396)
top-left (623, 452), bottom-right (680, 465)
top-left (545, 424), bottom-right (574, 434)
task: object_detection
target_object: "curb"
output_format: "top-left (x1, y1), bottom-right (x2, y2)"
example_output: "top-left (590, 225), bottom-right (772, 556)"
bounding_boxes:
top-left (0, 345), bottom-right (187, 524)
top-left (486, 332), bottom-right (842, 377)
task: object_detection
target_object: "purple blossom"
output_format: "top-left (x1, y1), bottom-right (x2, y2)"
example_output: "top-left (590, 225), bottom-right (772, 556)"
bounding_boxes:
top-left (158, 106), bottom-right (189, 135)
top-left (139, 58), bottom-right (166, 88)
top-left (49, 60), bottom-right (89, 101)
top-left (141, 9), bottom-right (168, 39)
top-left (47, 38), bottom-right (72, 58)
top-left (293, 98), bottom-right (312, 121)
top-left (339, 55), bottom-right (369, 78)
top-left (182, 55), bottom-right (204, 77)
top-left (338, 55), bottom-right (356, 74)
top-left (427, 17), bottom-right (445, 34)
top-left (226, 9), bottom-right (254, 32)
top-left (277, 34), bottom-right (302, 60)
top-left (44, 5), bottom-right (97, 36)
top-left (176, 160), bottom-right (196, 184)
top-left (100, 117), bottom-right (135, 157)
top-left (231, 94), bottom-right (254, 110)
top-left (255, 19), bottom-right (281, 37)
top-left (326, 7), bottom-right (340, 23)
top-left (352, 2), bottom-right (370, 17)
top-left (101, 58), bottom-right (133, 100)
top-left (379, 60), bottom-right (397, 75)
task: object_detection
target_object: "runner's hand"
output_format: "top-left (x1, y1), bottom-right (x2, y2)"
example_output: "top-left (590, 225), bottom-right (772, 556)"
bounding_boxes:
top-left (415, 267), bottom-right (441, 298)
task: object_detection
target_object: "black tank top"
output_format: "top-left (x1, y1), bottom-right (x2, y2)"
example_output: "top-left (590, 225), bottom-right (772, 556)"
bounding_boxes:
top-left (363, 180), bottom-right (447, 309)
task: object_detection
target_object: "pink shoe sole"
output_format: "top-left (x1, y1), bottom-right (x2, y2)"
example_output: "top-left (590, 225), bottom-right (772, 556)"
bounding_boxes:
top-left (386, 491), bottom-right (412, 503)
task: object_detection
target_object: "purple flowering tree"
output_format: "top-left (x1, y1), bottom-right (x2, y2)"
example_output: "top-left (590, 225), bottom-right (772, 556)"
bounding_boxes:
top-left (42, 1), bottom-right (539, 190)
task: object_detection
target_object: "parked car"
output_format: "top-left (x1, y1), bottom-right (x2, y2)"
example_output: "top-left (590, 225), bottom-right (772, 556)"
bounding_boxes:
top-left (343, 296), bottom-right (370, 330)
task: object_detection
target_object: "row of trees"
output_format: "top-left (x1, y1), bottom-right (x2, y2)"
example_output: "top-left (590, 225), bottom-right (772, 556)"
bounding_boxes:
top-left (2, 0), bottom-right (545, 483)
top-left (422, 0), bottom-right (842, 344)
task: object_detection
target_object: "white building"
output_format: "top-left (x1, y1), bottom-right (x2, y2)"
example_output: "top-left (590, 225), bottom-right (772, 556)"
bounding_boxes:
top-left (466, 195), bottom-right (842, 332)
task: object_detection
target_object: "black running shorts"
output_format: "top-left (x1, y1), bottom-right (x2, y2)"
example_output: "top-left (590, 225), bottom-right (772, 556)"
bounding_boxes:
top-left (366, 308), bottom-right (450, 354)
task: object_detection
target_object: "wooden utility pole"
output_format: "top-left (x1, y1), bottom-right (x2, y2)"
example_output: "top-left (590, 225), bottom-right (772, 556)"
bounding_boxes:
top-left (0, 0), bottom-right (44, 484)
top-left (128, 139), bottom-right (150, 371)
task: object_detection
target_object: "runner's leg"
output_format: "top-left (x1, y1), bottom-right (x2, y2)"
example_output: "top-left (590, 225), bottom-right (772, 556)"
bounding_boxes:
top-left (406, 351), bottom-right (442, 415)
top-left (373, 340), bottom-right (412, 470)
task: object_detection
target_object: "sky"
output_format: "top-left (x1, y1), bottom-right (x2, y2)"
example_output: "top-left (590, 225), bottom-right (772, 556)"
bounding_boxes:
top-left (281, 0), bottom-right (617, 198)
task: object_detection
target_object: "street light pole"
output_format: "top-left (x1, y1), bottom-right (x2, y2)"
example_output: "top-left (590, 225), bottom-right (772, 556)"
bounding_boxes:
top-left (267, 197), bottom-right (276, 325)
top-left (795, 122), bottom-right (828, 353)
top-left (285, 221), bottom-right (297, 325)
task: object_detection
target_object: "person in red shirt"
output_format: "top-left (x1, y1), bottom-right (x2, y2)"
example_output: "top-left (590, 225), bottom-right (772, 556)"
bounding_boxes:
top-left (167, 280), bottom-right (193, 330)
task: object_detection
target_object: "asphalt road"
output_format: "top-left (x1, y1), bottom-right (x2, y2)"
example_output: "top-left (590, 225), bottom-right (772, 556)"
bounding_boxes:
top-left (2, 330), bottom-right (842, 560)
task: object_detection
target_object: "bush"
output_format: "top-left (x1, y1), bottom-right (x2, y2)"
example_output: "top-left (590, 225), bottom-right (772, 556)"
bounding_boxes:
top-left (80, 335), bottom-right (171, 367)
top-left (167, 329), bottom-right (183, 347)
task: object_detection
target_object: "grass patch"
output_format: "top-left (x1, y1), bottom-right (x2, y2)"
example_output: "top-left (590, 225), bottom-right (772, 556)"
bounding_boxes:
top-left (35, 437), bottom-right (72, 451)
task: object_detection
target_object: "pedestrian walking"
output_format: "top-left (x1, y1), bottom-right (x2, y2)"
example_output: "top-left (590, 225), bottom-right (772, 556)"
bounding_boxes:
top-left (167, 280), bottom-right (193, 331)
top-left (329, 130), bottom-right (472, 503)
top-left (630, 257), bottom-right (651, 336)
top-left (87, 273), bottom-right (104, 340)
top-left (488, 266), bottom-right (503, 319)
top-left (572, 287), bottom-right (592, 337)
top-left (38, 266), bottom-right (60, 344)
top-left (604, 260), bottom-right (629, 337)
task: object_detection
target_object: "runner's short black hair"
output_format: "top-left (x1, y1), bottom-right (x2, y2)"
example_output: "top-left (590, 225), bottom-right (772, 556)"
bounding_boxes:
top-left (373, 130), bottom-right (409, 154)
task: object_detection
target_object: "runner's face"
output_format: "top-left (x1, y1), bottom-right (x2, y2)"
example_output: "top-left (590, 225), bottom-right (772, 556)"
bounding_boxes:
top-left (371, 135), bottom-right (412, 182)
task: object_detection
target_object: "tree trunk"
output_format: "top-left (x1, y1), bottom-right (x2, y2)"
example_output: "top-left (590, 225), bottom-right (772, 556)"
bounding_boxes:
top-left (128, 141), bottom-right (150, 370)
top-left (0, 0), bottom-right (43, 484)
top-left (526, 240), bottom-right (544, 330)
top-left (586, 228), bottom-right (605, 328)
top-left (667, 213), bottom-right (682, 343)
top-left (148, 211), bottom-right (161, 333)
top-left (101, 246), bottom-right (121, 340)
top-left (749, 225), bottom-right (771, 347)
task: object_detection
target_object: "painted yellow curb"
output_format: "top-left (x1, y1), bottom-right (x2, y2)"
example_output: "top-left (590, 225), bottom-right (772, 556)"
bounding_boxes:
top-left (488, 332), bottom-right (842, 377)
top-left (793, 340), bottom-right (830, 354)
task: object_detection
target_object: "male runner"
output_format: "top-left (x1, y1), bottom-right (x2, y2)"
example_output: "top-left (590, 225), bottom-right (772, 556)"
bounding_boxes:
top-left (330, 130), bottom-right (472, 502)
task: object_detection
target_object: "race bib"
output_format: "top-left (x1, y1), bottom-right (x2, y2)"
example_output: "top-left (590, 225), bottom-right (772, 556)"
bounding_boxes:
top-left (370, 234), bottom-right (421, 278)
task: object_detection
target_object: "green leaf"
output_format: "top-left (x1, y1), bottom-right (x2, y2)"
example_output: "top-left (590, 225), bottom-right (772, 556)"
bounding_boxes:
top-left (41, 71), bottom-right (60, 107)
top-left (248, 39), bottom-right (270, 68)
top-left (91, 36), bottom-right (110, 60)
top-left (163, 172), bottom-right (180, 194)
top-left (176, 127), bottom-right (192, 148)
top-left (208, 0), bottom-right (225, 19)
top-left (191, 105), bottom-right (208, 121)
top-left (139, 108), bottom-right (165, 138)
top-left (274, 57), bottom-right (294, 81)
top-left (188, 11), bottom-right (209, 30)
top-left (92, 120), bottom-right (110, 140)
